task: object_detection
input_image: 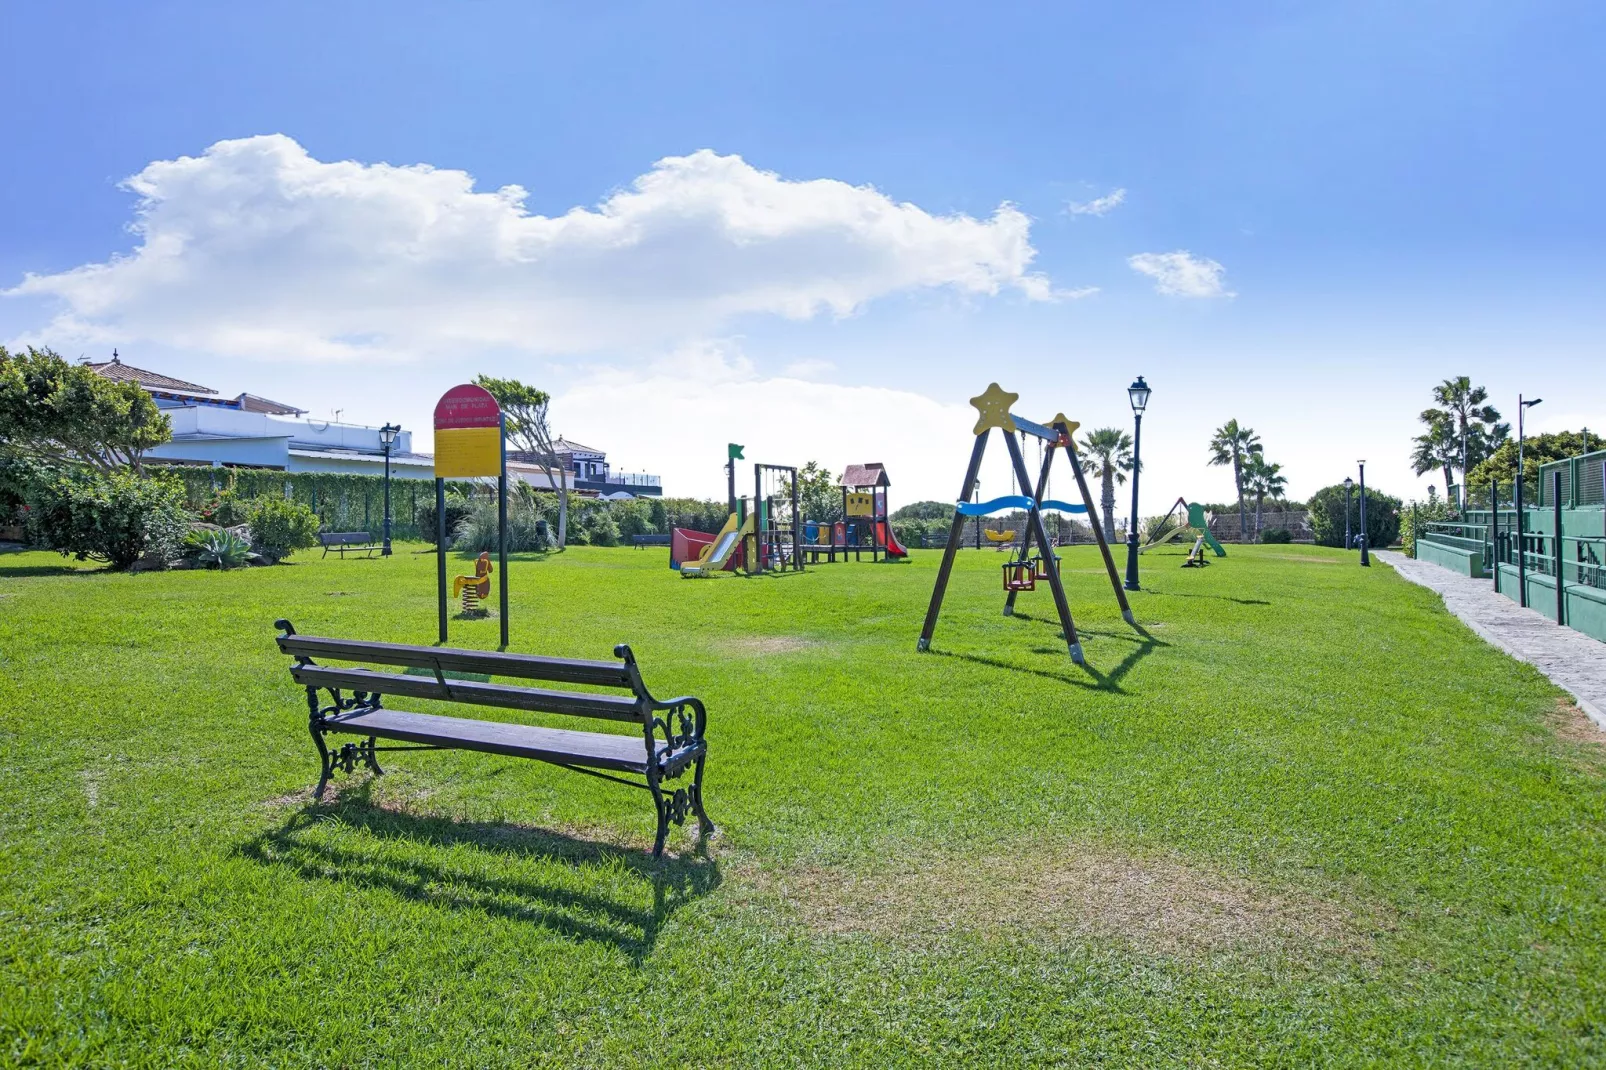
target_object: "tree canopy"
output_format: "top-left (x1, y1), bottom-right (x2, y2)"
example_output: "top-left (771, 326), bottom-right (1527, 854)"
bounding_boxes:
top-left (1465, 430), bottom-right (1599, 494)
top-left (0, 346), bottom-right (171, 472)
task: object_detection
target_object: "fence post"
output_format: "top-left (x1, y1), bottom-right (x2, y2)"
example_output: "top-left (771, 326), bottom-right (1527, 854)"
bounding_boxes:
top-left (1491, 480), bottom-right (1500, 593)
top-left (1410, 503), bottom-right (1417, 558)
top-left (1554, 472), bottom-right (1565, 626)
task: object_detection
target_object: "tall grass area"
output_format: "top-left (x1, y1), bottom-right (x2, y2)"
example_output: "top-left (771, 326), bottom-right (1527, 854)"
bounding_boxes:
top-left (1, 543), bottom-right (1601, 1066)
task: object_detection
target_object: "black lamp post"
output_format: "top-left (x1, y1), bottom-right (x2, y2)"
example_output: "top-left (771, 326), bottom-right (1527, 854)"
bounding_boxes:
top-left (1515, 395), bottom-right (1542, 607)
top-left (1343, 476), bottom-right (1353, 549)
top-left (1357, 461), bottom-right (1370, 566)
top-left (1123, 375), bottom-right (1151, 591)
top-left (378, 423), bottom-right (401, 557)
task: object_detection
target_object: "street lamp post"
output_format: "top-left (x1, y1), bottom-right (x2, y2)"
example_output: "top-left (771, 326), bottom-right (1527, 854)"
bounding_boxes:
top-left (378, 423), bottom-right (401, 557)
top-left (1343, 476), bottom-right (1353, 549)
top-left (1123, 376), bottom-right (1151, 591)
top-left (1515, 395), bottom-right (1542, 607)
top-left (1357, 461), bottom-right (1370, 567)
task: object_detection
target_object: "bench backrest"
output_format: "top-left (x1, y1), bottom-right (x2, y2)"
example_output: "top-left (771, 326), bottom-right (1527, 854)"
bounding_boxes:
top-left (274, 620), bottom-right (654, 724)
top-left (320, 532), bottom-right (374, 546)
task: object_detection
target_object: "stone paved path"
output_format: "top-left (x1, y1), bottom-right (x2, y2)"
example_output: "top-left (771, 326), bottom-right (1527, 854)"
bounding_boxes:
top-left (1376, 550), bottom-right (1606, 729)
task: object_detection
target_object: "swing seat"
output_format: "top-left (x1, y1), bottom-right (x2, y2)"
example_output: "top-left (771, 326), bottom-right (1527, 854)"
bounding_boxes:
top-left (1002, 559), bottom-right (1037, 592)
top-left (1032, 554), bottom-right (1060, 581)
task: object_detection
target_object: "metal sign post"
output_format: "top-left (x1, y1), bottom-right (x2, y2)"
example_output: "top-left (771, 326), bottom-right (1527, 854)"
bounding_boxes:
top-left (433, 384), bottom-right (507, 644)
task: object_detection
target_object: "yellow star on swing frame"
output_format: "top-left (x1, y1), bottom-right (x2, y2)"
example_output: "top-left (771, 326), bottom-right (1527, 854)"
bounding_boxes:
top-left (969, 383), bottom-right (1019, 436)
top-left (1047, 413), bottom-right (1080, 450)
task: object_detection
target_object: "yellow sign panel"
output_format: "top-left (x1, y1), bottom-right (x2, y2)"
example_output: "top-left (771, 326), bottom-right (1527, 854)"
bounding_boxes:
top-left (845, 491), bottom-right (875, 517)
top-left (434, 426), bottom-right (502, 478)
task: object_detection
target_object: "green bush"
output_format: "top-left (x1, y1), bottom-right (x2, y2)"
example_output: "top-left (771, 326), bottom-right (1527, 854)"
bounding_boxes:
top-left (184, 528), bottom-right (254, 569)
top-left (245, 496), bottom-right (320, 563)
top-left (660, 497), bottom-right (730, 535)
top-left (201, 490), bottom-right (251, 527)
top-left (452, 496), bottom-right (553, 553)
top-left (891, 501), bottom-right (954, 522)
top-left (416, 493), bottom-right (474, 546)
top-left (612, 499), bottom-right (654, 539)
top-left (25, 468), bottom-right (190, 569)
top-left (585, 511), bottom-right (621, 547)
top-left (1307, 484), bottom-right (1402, 549)
top-left (1399, 498), bottom-right (1454, 557)
top-left (1261, 527), bottom-right (1293, 544)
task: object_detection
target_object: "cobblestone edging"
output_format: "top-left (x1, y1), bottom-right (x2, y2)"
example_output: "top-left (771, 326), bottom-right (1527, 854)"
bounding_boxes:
top-left (1377, 550), bottom-right (1606, 730)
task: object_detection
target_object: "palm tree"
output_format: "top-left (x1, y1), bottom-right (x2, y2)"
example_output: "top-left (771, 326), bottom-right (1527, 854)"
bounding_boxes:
top-left (1207, 419), bottom-right (1262, 543)
top-left (1078, 427), bottom-right (1133, 541)
top-left (1422, 377), bottom-right (1509, 502)
top-left (1410, 414), bottom-right (1459, 500)
top-left (1243, 456), bottom-right (1287, 539)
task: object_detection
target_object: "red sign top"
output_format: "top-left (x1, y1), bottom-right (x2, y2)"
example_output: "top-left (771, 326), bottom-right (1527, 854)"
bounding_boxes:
top-left (433, 384), bottom-right (502, 430)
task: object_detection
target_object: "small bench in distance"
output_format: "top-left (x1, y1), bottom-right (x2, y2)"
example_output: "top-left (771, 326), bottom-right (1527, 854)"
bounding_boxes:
top-left (319, 531), bottom-right (381, 558)
top-left (273, 620), bottom-right (714, 857)
top-left (632, 534), bottom-right (673, 548)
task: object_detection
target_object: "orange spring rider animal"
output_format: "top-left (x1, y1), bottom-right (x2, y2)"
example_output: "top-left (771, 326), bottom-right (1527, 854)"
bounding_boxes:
top-left (452, 552), bottom-right (493, 613)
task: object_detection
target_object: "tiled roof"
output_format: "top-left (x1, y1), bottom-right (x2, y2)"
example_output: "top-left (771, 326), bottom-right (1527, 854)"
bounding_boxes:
top-left (552, 437), bottom-right (605, 457)
top-left (83, 353), bottom-right (215, 394)
top-left (840, 463), bottom-right (889, 488)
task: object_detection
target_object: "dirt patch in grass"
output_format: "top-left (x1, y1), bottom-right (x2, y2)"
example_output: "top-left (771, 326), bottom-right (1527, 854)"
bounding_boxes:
top-left (718, 635), bottom-right (818, 656)
top-left (745, 842), bottom-right (1376, 960)
top-left (1549, 699), bottom-right (1606, 769)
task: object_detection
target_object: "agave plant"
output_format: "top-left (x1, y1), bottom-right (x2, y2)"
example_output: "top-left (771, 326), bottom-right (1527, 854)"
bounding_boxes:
top-left (185, 528), bottom-right (253, 570)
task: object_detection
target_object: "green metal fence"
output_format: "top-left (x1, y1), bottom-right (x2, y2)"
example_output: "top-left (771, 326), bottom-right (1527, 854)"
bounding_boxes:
top-left (1415, 446), bottom-right (1606, 642)
top-left (1537, 448), bottom-right (1606, 508)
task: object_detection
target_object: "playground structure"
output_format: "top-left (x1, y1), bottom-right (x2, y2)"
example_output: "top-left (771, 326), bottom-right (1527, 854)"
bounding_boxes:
top-left (918, 383), bottom-right (1136, 663)
top-left (452, 551), bottom-right (494, 614)
top-left (801, 463), bottom-right (909, 563)
top-left (1140, 497), bottom-right (1226, 567)
top-left (677, 447), bottom-right (803, 577)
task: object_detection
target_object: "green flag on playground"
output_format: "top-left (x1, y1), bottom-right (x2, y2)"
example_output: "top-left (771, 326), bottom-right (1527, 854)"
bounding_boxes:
top-left (728, 443), bottom-right (745, 460)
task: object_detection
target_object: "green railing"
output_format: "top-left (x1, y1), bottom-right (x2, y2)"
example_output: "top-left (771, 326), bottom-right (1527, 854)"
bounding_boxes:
top-left (1537, 448), bottom-right (1606, 508)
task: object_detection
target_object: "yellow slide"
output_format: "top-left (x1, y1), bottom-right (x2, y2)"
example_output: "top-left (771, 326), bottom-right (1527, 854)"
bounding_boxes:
top-left (679, 513), bottom-right (754, 577)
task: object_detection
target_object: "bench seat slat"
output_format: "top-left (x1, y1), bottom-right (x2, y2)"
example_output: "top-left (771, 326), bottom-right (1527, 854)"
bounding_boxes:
top-left (326, 708), bottom-right (662, 773)
top-left (277, 636), bottom-right (631, 688)
top-left (291, 665), bottom-right (642, 722)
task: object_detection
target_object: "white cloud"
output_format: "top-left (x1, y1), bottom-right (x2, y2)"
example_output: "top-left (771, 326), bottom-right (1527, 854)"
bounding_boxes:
top-left (1067, 188), bottom-right (1126, 217)
top-left (782, 358), bottom-right (836, 379)
top-left (1126, 250), bottom-right (1235, 298)
top-left (556, 342), bottom-right (977, 503)
top-left (8, 135), bottom-right (1065, 360)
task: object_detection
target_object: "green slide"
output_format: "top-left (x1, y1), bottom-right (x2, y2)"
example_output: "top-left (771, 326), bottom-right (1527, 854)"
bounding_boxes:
top-left (1186, 502), bottom-right (1227, 557)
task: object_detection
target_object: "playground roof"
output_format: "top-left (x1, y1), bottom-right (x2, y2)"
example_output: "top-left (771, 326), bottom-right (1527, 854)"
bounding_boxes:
top-left (840, 463), bottom-right (889, 488)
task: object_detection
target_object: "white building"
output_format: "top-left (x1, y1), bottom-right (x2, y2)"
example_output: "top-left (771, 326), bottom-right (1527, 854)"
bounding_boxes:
top-left (90, 354), bottom-right (662, 495)
top-left (89, 353), bottom-right (434, 479)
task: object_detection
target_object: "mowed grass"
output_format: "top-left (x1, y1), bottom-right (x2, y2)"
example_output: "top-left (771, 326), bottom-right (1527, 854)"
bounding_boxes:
top-left (1, 541), bottom-right (1603, 1067)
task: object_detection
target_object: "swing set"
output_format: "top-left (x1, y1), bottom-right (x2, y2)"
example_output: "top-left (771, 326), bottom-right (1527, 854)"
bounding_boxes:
top-left (918, 384), bottom-right (1136, 664)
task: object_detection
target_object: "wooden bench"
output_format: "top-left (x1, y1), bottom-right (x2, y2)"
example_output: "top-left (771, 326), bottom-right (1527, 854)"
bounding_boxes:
top-left (273, 620), bottom-right (713, 857)
top-left (632, 534), bottom-right (672, 548)
top-left (319, 531), bottom-right (381, 558)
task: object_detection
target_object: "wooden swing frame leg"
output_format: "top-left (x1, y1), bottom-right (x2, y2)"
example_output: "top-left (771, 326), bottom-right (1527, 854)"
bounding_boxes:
top-left (918, 434), bottom-right (988, 652)
top-left (1002, 432), bottom-right (1084, 662)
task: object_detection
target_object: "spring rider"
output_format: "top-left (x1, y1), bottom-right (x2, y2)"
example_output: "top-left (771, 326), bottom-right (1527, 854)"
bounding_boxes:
top-left (452, 551), bottom-right (494, 615)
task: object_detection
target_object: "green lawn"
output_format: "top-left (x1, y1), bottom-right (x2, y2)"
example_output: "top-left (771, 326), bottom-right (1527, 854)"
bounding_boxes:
top-left (1, 542), bottom-right (1602, 1066)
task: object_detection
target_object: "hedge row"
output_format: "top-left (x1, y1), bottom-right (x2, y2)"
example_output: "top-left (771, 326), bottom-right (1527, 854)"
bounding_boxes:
top-left (151, 467), bottom-right (480, 540)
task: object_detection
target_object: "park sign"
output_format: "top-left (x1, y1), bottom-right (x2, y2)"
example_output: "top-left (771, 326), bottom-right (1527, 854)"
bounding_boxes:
top-left (434, 384), bottom-right (502, 478)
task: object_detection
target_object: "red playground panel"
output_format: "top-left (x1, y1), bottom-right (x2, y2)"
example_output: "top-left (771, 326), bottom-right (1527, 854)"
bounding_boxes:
top-left (671, 527), bottom-right (742, 571)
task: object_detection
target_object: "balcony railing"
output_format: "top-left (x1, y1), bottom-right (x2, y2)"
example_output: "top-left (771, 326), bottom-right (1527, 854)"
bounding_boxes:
top-left (580, 471), bottom-right (661, 488)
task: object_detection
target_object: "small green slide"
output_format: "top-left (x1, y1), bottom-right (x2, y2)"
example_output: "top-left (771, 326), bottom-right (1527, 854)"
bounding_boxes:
top-left (1185, 502), bottom-right (1227, 557)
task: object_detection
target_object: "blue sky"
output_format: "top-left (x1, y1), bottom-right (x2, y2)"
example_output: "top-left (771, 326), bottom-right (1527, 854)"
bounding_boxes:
top-left (3, 1), bottom-right (1602, 508)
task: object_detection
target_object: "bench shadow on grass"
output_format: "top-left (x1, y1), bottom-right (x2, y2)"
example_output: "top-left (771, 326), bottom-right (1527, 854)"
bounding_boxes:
top-left (236, 784), bottom-right (720, 966)
top-left (930, 619), bottom-right (1167, 694)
